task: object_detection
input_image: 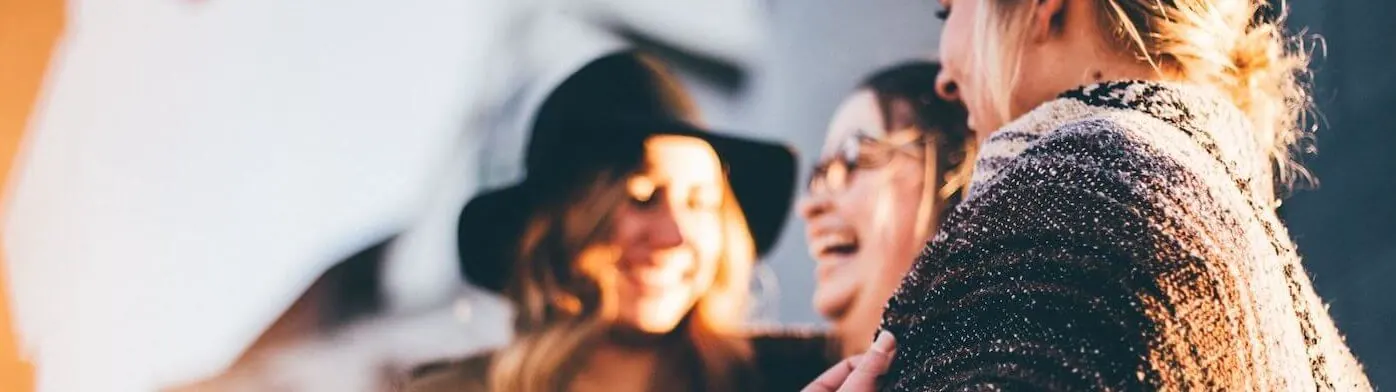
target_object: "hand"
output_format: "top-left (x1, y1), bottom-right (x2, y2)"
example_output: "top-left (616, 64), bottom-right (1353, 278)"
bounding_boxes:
top-left (802, 331), bottom-right (896, 392)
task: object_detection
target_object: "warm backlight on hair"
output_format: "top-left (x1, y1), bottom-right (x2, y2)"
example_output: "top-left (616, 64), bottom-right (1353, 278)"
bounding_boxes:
top-left (1, 0), bottom-right (64, 390)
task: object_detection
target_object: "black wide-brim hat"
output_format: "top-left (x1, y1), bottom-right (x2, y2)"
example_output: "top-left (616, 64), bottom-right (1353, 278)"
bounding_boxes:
top-left (457, 52), bottom-right (797, 293)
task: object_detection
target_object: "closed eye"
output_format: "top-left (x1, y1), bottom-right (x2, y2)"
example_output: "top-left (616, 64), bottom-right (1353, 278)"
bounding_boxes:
top-left (628, 176), bottom-right (660, 208)
top-left (935, 2), bottom-right (951, 20)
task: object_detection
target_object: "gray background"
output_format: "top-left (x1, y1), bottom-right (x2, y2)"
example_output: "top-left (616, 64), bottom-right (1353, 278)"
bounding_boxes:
top-left (675, 0), bottom-right (1393, 388)
top-left (1284, 0), bottom-right (1396, 389)
top-left (681, 0), bottom-right (946, 327)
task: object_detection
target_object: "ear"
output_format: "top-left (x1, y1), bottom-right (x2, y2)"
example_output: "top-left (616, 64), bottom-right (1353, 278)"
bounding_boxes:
top-left (934, 70), bottom-right (961, 103)
top-left (1030, 0), bottom-right (1069, 42)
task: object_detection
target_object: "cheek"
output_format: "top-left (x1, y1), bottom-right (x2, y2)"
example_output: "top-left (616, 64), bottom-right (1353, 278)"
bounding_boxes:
top-left (868, 182), bottom-right (930, 287)
top-left (938, 10), bottom-right (971, 82)
top-left (682, 220), bottom-right (724, 303)
top-left (939, 5), bottom-right (993, 128)
top-left (868, 165), bottom-right (929, 241)
top-left (611, 205), bottom-right (643, 246)
top-left (840, 166), bottom-right (927, 239)
top-left (886, 169), bottom-right (929, 234)
top-left (681, 214), bottom-right (725, 270)
top-left (834, 181), bottom-right (879, 229)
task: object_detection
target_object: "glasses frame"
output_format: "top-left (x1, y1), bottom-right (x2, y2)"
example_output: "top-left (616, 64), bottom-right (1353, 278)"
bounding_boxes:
top-left (807, 130), bottom-right (930, 195)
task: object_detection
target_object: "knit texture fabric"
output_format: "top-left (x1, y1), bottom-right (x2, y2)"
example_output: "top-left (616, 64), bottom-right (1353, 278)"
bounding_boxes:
top-left (880, 81), bottom-right (1371, 391)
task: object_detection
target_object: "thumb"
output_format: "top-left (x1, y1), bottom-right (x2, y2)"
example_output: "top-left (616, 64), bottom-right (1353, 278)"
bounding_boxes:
top-left (838, 331), bottom-right (897, 392)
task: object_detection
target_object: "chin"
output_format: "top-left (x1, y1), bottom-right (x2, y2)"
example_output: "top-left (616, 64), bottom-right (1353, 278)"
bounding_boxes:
top-left (812, 289), bottom-right (854, 322)
top-left (624, 316), bottom-right (685, 334)
top-left (620, 300), bottom-right (692, 334)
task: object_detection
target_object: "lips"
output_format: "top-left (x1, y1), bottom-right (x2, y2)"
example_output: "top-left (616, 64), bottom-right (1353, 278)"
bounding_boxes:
top-left (619, 256), bottom-right (692, 295)
top-left (625, 266), bottom-right (685, 286)
top-left (809, 232), bottom-right (858, 283)
top-left (812, 233), bottom-right (860, 259)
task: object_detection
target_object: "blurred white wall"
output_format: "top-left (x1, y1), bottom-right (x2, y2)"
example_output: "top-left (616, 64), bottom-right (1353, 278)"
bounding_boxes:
top-left (2, 0), bottom-right (770, 390)
top-left (2, 0), bottom-right (940, 389)
top-left (5, 1), bottom-right (509, 389)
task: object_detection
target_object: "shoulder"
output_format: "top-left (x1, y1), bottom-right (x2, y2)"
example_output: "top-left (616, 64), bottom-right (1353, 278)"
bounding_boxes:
top-left (401, 352), bottom-right (494, 392)
top-left (932, 112), bottom-right (1233, 273)
top-left (1027, 113), bottom-right (1196, 181)
top-left (977, 112), bottom-right (1216, 212)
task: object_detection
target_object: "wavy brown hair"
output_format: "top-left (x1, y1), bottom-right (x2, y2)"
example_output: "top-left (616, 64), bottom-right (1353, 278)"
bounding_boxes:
top-left (486, 168), bottom-right (757, 392)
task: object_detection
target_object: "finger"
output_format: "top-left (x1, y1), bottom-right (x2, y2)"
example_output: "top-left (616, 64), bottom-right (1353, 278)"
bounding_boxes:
top-left (838, 331), bottom-right (897, 392)
top-left (801, 354), bottom-right (863, 392)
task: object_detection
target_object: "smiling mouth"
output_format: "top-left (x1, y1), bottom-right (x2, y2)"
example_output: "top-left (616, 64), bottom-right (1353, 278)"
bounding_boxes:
top-left (620, 264), bottom-right (690, 295)
top-left (814, 235), bottom-right (860, 259)
top-left (821, 243), bottom-right (858, 258)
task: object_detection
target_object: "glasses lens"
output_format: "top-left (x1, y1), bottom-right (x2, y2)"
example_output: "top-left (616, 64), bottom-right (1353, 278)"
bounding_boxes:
top-left (813, 131), bottom-right (921, 195)
top-left (808, 158), bottom-right (851, 194)
top-left (825, 160), bottom-right (848, 191)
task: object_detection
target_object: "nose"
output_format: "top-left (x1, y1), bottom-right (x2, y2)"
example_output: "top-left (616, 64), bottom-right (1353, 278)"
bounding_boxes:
top-left (935, 71), bottom-right (961, 103)
top-left (798, 191), bottom-right (833, 222)
top-left (646, 201), bottom-right (686, 250)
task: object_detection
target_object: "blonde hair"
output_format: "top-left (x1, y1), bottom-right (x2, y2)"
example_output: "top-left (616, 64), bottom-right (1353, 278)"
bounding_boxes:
top-left (915, 134), bottom-right (977, 240)
top-left (970, 0), bottom-right (1314, 190)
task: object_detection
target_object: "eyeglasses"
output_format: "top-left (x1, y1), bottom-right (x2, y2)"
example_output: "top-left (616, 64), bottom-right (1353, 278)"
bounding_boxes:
top-left (807, 131), bottom-right (929, 195)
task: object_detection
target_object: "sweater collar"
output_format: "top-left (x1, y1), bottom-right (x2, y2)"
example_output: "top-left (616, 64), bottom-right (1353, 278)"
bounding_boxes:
top-left (968, 80), bottom-right (1266, 201)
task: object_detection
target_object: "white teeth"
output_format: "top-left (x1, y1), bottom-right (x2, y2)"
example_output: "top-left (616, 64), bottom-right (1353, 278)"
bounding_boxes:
top-left (813, 233), bottom-right (858, 256)
top-left (629, 266), bottom-right (685, 286)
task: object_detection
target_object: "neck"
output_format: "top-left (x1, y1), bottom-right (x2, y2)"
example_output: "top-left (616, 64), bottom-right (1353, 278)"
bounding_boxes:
top-left (572, 342), bottom-right (660, 392)
top-left (835, 320), bottom-right (871, 358)
top-left (1039, 27), bottom-right (1173, 104)
top-left (833, 306), bottom-right (883, 357)
top-left (607, 324), bottom-right (676, 347)
top-left (572, 330), bottom-right (689, 392)
top-left (1051, 2), bottom-right (1174, 96)
top-left (992, 55), bottom-right (1165, 146)
top-left (1082, 59), bottom-right (1167, 86)
top-left (1055, 50), bottom-right (1167, 97)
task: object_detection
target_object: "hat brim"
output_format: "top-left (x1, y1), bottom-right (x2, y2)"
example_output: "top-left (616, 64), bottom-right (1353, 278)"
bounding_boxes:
top-left (456, 122), bottom-right (796, 292)
top-left (456, 185), bottom-right (533, 293)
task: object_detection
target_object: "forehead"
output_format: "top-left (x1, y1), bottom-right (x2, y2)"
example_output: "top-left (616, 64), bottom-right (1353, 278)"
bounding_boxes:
top-left (824, 91), bottom-right (883, 155)
top-left (643, 135), bottom-right (721, 182)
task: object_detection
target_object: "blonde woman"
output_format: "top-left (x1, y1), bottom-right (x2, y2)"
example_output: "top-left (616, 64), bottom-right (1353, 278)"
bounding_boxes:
top-left (407, 52), bottom-right (830, 392)
top-left (809, 0), bottom-right (1372, 390)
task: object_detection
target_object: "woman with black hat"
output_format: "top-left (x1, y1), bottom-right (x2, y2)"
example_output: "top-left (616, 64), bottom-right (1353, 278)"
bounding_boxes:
top-left (405, 52), bottom-right (831, 391)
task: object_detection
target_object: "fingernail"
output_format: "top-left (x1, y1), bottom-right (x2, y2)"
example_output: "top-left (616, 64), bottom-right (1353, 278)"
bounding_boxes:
top-left (871, 331), bottom-right (896, 353)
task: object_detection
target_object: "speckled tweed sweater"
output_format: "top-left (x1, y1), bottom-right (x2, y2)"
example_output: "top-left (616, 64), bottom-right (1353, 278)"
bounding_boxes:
top-left (880, 81), bottom-right (1371, 391)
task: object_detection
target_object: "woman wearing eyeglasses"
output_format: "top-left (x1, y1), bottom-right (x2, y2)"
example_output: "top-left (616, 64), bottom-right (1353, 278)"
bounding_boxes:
top-left (798, 61), bottom-right (973, 359)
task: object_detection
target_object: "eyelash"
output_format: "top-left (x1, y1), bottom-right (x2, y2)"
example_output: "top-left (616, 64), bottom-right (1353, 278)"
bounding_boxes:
top-left (632, 188), bottom-right (720, 213)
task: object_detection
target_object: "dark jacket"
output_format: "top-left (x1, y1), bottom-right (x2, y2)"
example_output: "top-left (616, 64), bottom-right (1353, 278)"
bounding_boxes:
top-left (403, 330), bottom-right (835, 392)
top-left (880, 81), bottom-right (1370, 391)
